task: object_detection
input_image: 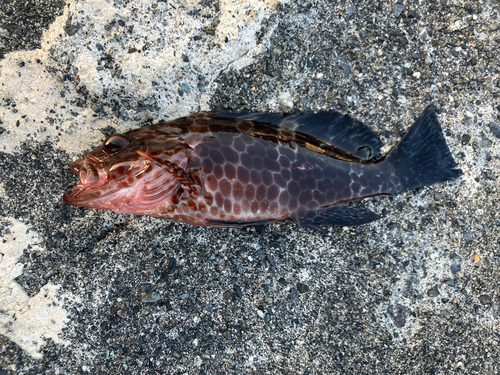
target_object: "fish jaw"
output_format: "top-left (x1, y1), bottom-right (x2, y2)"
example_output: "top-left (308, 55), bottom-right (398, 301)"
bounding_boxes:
top-left (63, 156), bottom-right (111, 209)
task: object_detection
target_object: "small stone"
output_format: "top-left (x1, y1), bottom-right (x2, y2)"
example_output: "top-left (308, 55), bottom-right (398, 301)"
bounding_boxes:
top-left (441, 310), bottom-right (451, 320)
top-left (142, 291), bottom-right (161, 303)
top-left (465, 111), bottom-right (474, 118)
top-left (127, 47), bottom-right (137, 53)
top-left (471, 253), bottom-right (480, 264)
top-left (289, 290), bottom-right (300, 300)
top-left (266, 257), bottom-right (276, 267)
top-left (425, 56), bottom-right (432, 65)
top-left (479, 294), bottom-right (491, 305)
top-left (168, 258), bottom-right (177, 274)
top-left (339, 58), bottom-right (351, 77)
top-left (180, 293), bottom-right (190, 300)
top-left (193, 356), bottom-right (203, 367)
top-left (233, 285), bottom-right (242, 298)
top-left (394, 3), bottom-right (405, 17)
top-left (461, 134), bottom-right (471, 145)
top-left (278, 277), bottom-right (287, 286)
top-left (443, 279), bottom-right (455, 287)
top-left (64, 23), bottom-right (82, 36)
top-left (434, 192), bottom-right (442, 200)
top-left (17, 60), bottom-right (25, 67)
top-left (387, 303), bottom-right (406, 328)
top-left (450, 262), bottom-right (461, 275)
top-left (297, 282), bottom-right (310, 294)
top-left (463, 233), bottom-right (472, 242)
top-left (485, 171), bottom-right (496, 180)
top-left (487, 123), bottom-right (500, 139)
top-left (479, 137), bottom-right (492, 149)
top-left (256, 309), bottom-right (265, 318)
top-left (272, 48), bottom-right (282, 56)
top-left (427, 285), bottom-right (440, 297)
top-left (117, 309), bottom-right (127, 319)
top-left (404, 232), bottom-right (414, 240)
top-left (412, 71), bottom-right (421, 79)
top-left (223, 290), bottom-right (232, 301)
top-left (489, 22), bottom-right (499, 31)
top-left (181, 83), bottom-right (191, 93)
top-left (346, 5), bottom-right (356, 16)
top-left (92, 104), bottom-right (101, 113)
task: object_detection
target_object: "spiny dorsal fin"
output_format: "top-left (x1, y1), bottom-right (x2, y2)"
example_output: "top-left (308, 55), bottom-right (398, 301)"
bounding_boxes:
top-left (213, 111), bottom-right (382, 160)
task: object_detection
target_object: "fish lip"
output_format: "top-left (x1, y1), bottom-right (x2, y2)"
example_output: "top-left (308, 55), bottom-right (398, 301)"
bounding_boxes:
top-left (63, 157), bottom-right (107, 205)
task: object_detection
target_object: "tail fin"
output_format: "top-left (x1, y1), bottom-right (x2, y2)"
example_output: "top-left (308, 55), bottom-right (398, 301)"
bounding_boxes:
top-left (384, 106), bottom-right (462, 192)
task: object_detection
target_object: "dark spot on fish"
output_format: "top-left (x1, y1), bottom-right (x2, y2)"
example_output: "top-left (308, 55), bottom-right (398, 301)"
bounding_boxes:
top-left (213, 165), bottom-right (224, 179)
top-left (256, 184), bottom-right (266, 200)
top-left (250, 170), bottom-right (261, 185)
top-left (299, 191), bottom-right (312, 205)
top-left (232, 182), bottom-right (244, 200)
top-left (202, 158), bottom-right (213, 173)
top-left (279, 191), bottom-right (290, 206)
top-left (234, 137), bottom-right (246, 152)
top-left (215, 192), bottom-right (224, 206)
top-left (252, 156), bottom-right (264, 171)
top-left (288, 180), bottom-right (300, 196)
top-left (261, 169), bottom-right (273, 185)
top-left (236, 166), bottom-right (250, 183)
top-left (263, 157), bottom-right (280, 172)
top-left (224, 164), bottom-right (236, 180)
top-left (267, 185), bottom-right (280, 201)
top-left (210, 149), bottom-right (224, 164)
top-left (279, 155), bottom-right (290, 169)
top-left (273, 173), bottom-right (287, 188)
top-left (219, 179), bottom-right (231, 196)
top-left (240, 153), bottom-right (252, 168)
top-left (245, 185), bottom-right (255, 200)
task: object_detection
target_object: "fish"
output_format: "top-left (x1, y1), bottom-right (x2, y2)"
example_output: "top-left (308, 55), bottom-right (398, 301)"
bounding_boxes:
top-left (63, 106), bottom-right (462, 231)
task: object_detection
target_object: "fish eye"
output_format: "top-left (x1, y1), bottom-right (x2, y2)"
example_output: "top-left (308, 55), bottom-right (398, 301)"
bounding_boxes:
top-left (104, 135), bottom-right (129, 154)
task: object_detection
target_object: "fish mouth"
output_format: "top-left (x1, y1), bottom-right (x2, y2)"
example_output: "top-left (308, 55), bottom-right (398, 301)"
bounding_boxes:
top-left (63, 157), bottom-right (108, 207)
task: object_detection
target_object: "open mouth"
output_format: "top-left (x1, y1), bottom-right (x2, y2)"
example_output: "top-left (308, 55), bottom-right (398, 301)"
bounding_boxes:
top-left (63, 158), bottom-right (107, 206)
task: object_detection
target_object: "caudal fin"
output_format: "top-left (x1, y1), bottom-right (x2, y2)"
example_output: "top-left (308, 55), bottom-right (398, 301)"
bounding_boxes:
top-left (384, 106), bottom-right (462, 192)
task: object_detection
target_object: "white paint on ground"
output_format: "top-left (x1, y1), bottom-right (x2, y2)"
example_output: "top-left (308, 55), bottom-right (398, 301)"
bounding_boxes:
top-left (0, 218), bottom-right (69, 358)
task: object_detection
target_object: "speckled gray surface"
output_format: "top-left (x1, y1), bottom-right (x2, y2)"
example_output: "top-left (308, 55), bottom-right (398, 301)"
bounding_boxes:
top-left (1, 0), bottom-right (499, 374)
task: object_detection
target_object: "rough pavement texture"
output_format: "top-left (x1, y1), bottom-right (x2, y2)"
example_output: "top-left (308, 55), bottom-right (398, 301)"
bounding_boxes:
top-left (1, 0), bottom-right (499, 374)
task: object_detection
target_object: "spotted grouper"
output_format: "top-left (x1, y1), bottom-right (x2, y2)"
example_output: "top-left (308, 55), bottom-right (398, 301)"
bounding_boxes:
top-left (63, 106), bottom-right (462, 231)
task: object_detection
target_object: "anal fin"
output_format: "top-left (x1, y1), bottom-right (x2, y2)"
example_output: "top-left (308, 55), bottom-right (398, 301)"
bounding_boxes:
top-left (206, 218), bottom-right (277, 227)
top-left (294, 205), bottom-right (381, 231)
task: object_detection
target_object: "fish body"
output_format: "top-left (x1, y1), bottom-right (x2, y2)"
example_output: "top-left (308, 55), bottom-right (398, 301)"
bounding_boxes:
top-left (63, 107), bottom-right (462, 231)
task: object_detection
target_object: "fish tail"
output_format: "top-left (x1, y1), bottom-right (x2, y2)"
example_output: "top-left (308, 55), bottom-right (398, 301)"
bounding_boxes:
top-left (383, 106), bottom-right (462, 193)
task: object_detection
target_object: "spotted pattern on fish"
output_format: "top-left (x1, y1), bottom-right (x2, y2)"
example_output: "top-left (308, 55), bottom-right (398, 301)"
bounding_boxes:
top-left (64, 106), bottom-right (462, 231)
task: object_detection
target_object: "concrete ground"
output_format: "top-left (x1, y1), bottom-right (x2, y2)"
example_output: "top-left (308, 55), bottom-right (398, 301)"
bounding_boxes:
top-left (0, 0), bottom-right (499, 374)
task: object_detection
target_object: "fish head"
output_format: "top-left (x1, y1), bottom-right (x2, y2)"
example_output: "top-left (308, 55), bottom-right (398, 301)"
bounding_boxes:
top-left (63, 128), bottom-right (188, 214)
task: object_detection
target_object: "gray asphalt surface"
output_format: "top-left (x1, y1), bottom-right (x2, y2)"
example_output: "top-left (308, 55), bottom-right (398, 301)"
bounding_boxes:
top-left (1, 0), bottom-right (499, 374)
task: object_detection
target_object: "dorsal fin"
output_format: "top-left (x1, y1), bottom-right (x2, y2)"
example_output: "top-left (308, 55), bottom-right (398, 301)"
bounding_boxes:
top-left (213, 111), bottom-right (382, 160)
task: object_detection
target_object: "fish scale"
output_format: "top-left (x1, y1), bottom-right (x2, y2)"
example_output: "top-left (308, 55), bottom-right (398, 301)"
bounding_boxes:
top-left (64, 106), bottom-right (462, 231)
